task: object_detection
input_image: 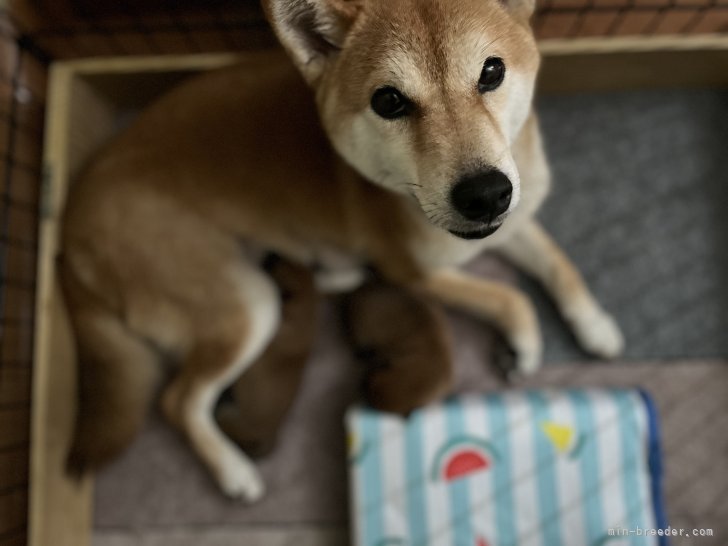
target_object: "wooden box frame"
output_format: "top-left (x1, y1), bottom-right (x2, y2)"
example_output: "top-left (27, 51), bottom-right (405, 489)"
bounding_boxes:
top-left (30, 35), bottom-right (728, 546)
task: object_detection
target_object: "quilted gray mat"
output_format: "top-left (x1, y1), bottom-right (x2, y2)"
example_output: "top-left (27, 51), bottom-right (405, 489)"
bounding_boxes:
top-left (533, 89), bottom-right (728, 362)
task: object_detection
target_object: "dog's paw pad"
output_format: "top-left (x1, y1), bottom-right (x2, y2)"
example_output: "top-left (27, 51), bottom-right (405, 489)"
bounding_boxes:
top-left (573, 309), bottom-right (624, 359)
top-left (217, 458), bottom-right (266, 503)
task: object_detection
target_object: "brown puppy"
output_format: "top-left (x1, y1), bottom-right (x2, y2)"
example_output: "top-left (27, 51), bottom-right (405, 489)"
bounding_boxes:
top-left (344, 280), bottom-right (452, 416)
top-left (219, 264), bottom-right (452, 455)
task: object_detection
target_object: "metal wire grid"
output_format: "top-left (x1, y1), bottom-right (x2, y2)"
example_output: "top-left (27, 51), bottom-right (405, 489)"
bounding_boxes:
top-left (535, 0), bottom-right (728, 40)
top-left (7, 0), bottom-right (277, 59)
top-left (2, 0), bottom-right (726, 63)
top-left (0, 0), bottom-right (724, 544)
top-left (0, 9), bottom-right (48, 546)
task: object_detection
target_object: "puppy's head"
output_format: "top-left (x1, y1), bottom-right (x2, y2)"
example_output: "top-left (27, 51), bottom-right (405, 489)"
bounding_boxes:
top-left (264, 0), bottom-right (540, 240)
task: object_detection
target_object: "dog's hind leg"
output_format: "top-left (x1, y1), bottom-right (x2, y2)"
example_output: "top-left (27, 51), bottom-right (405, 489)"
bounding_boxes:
top-left (420, 270), bottom-right (542, 375)
top-left (500, 220), bottom-right (624, 359)
top-left (161, 263), bottom-right (281, 502)
top-left (65, 296), bottom-right (163, 475)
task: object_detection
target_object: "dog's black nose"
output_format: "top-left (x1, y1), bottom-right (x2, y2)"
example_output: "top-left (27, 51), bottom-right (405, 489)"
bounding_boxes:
top-left (450, 170), bottom-right (512, 222)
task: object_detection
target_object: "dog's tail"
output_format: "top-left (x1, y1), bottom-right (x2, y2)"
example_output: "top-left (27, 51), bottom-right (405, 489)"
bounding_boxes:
top-left (60, 258), bottom-right (163, 476)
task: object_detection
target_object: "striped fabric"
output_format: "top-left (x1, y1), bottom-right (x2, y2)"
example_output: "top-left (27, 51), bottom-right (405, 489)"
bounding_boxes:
top-left (347, 390), bottom-right (667, 546)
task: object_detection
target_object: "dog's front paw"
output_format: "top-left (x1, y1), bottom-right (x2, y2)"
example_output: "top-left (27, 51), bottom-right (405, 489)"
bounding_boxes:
top-left (512, 332), bottom-right (543, 376)
top-left (216, 454), bottom-right (266, 503)
top-left (495, 330), bottom-right (543, 378)
top-left (571, 308), bottom-right (624, 359)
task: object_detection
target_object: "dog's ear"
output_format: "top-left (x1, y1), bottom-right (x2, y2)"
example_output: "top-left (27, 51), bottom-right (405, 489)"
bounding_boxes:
top-left (501, 0), bottom-right (536, 22)
top-left (263, 0), bottom-right (361, 85)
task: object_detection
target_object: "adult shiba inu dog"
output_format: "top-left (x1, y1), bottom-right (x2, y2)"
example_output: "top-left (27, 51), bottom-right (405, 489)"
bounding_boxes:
top-left (62, 0), bottom-right (623, 501)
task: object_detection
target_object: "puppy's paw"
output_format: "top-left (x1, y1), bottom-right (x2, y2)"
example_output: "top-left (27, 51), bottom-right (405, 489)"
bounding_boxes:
top-left (572, 308), bottom-right (624, 359)
top-left (216, 454), bottom-right (266, 503)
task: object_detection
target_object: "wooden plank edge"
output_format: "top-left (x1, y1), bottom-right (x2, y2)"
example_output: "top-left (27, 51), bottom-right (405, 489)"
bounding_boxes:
top-left (41, 34), bottom-right (728, 76)
top-left (539, 33), bottom-right (728, 56)
top-left (26, 33), bottom-right (728, 544)
top-left (29, 62), bottom-right (93, 546)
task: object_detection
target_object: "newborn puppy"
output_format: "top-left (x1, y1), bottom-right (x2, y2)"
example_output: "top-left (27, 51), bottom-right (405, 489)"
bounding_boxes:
top-left (343, 280), bottom-right (453, 415)
top-left (219, 262), bottom-right (454, 456)
top-left (216, 256), bottom-right (318, 457)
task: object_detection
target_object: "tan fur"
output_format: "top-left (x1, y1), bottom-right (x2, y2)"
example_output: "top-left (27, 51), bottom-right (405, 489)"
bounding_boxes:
top-left (419, 269), bottom-right (542, 374)
top-left (63, 0), bottom-right (622, 499)
top-left (61, 257), bottom-right (162, 473)
top-left (216, 258), bottom-right (318, 458)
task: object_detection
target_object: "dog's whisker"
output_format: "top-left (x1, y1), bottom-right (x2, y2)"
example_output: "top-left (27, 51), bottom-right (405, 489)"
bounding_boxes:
top-left (481, 31), bottom-right (509, 56)
top-left (428, 211), bottom-right (448, 226)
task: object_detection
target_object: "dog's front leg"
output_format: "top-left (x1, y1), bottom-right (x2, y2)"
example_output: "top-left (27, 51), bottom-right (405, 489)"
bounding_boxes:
top-left (419, 269), bottom-right (543, 375)
top-left (500, 220), bottom-right (624, 359)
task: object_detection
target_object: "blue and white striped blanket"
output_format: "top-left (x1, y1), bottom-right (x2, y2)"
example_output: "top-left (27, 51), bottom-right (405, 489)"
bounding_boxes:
top-left (347, 389), bottom-right (667, 546)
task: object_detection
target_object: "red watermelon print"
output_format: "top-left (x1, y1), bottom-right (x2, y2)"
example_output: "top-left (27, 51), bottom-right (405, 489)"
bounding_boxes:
top-left (444, 449), bottom-right (490, 481)
top-left (430, 436), bottom-right (499, 482)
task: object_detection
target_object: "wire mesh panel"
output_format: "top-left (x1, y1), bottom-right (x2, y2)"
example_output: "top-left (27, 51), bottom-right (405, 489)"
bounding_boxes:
top-left (4, 0), bottom-right (728, 62)
top-left (536, 0), bottom-right (728, 39)
top-left (8, 0), bottom-right (277, 59)
top-left (0, 0), bottom-right (725, 545)
top-left (0, 9), bottom-right (47, 546)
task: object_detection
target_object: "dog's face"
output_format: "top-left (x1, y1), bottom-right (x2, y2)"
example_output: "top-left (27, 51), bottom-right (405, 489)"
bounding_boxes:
top-left (265, 0), bottom-right (540, 239)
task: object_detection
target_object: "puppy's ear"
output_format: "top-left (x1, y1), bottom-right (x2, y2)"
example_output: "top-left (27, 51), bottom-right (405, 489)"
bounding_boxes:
top-left (501, 0), bottom-right (536, 22)
top-left (263, 0), bottom-right (361, 85)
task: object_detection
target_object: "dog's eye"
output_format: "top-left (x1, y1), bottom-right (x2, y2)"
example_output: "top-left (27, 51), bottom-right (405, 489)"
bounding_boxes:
top-left (371, 87), bottom-right (410, 119)
top-left (478, 57), bottom-right (505, 93)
